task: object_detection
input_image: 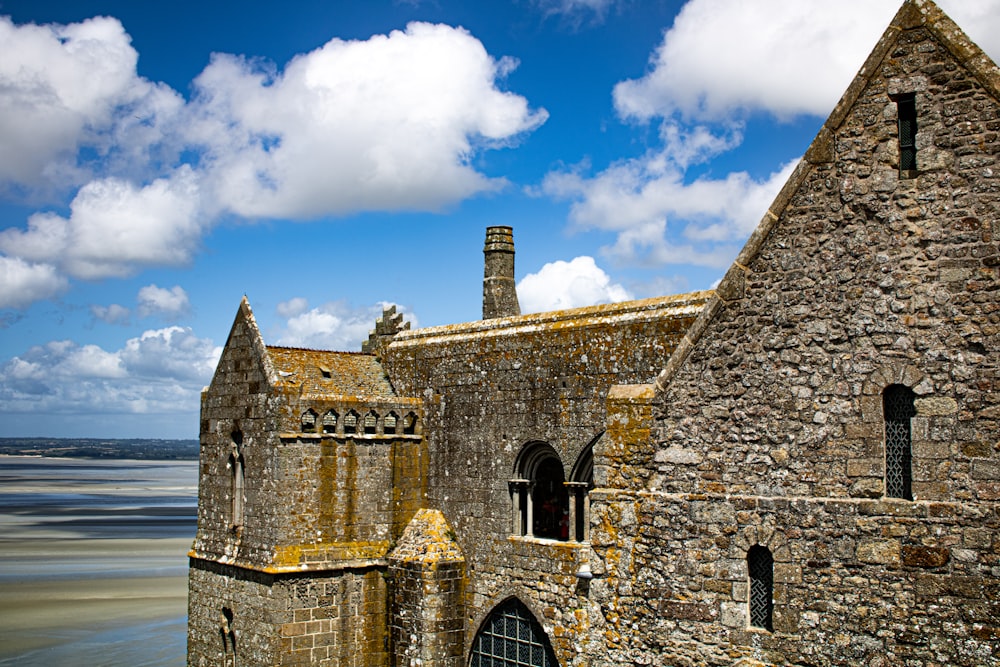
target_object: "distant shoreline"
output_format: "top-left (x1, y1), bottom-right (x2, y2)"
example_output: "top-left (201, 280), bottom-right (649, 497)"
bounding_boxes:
top-left (0, 438), bottom-right (199, 461)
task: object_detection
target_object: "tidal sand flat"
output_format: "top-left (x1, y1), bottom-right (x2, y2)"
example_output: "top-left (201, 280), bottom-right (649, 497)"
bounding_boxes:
top-left (0, 456), bottom-right (197, 666)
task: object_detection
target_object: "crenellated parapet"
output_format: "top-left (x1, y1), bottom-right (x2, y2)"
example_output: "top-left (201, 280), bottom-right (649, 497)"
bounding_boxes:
top-left (361, 304), bottom-right (411, 356)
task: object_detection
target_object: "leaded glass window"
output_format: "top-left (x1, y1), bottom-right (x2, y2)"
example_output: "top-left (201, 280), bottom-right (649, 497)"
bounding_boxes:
top-left (895, 93), bottom-right (917, 174)
top-left (748, 545), bottom-right (773, 631)
top-left (884, 384), bottom-right (915, 500)
top-left (469, 599), bottom-right (557, 667)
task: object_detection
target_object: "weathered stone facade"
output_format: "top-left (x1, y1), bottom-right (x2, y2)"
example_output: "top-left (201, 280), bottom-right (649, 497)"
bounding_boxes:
top-left (189, 2), bottom-right (998, 665)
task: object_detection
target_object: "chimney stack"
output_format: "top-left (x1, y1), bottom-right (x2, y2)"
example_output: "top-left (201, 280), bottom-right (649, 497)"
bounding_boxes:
top-left (482, 226), bottom-right (520, 319)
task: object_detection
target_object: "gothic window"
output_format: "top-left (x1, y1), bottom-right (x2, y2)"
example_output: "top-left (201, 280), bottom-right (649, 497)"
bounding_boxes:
top-left (384, 411), bottom-right (398, 435)
top-left (343, 410), bottom-right (359, 434)
top-left (884, 384), bottom-right (915, 500)
top-left (220, 606), bottom-right (237, 661)
top-left (469, 598), bottom-right (557, 667)
top-left (894, 93), bottom-right (917, 175)
top-left (229, 431), bottom-right (245, 531)
top-left (402, 411), bottom-right (418, 435)
top-left (364, 410), bottom-right (378, 434)
top-left (748, 545), bottom-right (773, 631)
top-left (567, 438), bottom-right (597, 542)
top-left (322, 410), bottom-right (338, 434)
top-left (511, 443), bottom-right (569, 541)
top-left (300, 409), bottom-right (317, 433)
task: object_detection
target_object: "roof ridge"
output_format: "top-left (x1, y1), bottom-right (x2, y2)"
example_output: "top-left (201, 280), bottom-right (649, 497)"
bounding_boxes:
top-left (266, 345), bottom-right (373, 355)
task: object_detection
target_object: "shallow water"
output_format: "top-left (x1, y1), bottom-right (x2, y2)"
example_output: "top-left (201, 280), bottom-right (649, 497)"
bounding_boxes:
top-left (0, 456), bottom-right (197, 666)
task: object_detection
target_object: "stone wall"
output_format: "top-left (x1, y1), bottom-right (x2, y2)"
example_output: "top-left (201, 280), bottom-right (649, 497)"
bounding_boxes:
top-left (589, 7), bottom-right (1000, 666)
top-left (388, 509), bottom-right (466, 667)
top-left (189, 301), bottom-right (419, 667)
top-left (193, 298), bottom-right (282, 566)
top-left (188, 561), bottom-right (389, 667)
top-left (188, 560), bottom-right (280, 666)
top-left (383, 294), bottom-right (706, 663)
top-left (589, 488), bottom-right (999, 666)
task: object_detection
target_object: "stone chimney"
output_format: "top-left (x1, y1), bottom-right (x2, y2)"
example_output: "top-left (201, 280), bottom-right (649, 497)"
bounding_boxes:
top-left (482, 226), bottom-right (520, 319)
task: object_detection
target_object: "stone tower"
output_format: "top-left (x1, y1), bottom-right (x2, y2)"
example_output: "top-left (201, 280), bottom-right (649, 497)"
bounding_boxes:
top-left (482, 225), bottom-right (520, 319)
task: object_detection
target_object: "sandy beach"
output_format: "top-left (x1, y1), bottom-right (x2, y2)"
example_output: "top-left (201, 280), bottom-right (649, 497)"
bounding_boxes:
top-left (0, 457), bottom-right (197, 666)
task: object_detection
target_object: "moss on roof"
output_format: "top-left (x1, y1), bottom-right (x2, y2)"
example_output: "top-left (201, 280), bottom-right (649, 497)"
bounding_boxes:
top-left (266, 347), bottom-right (395, 398)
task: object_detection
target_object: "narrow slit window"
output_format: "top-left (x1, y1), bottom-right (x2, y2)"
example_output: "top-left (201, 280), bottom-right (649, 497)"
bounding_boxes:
top-left (896, 93), bottom-right (917, 175)
top-left (748, 545), bottom-right (774, 631)
top-left (230, 430), bottom-right (244, 531)
top-left (884, 384), bottom-right (915, 500)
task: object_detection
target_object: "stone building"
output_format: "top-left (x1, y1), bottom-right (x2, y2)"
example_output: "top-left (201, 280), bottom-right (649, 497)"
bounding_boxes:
top-left (188, 1), bottom-right (999, 665)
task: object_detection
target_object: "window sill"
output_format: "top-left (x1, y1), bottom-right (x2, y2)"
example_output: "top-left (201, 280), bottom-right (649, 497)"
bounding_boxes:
top-left (508, 535), bottom-right (589, 548)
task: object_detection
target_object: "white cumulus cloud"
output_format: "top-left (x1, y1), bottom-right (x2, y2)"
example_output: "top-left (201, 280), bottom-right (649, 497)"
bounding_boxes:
top-left (517, 256), bottom-right (632, 313)
top-left (91, 303), bottom-right (131, 325)
top-left (137, 284), bottom-right (191, 319)
top-left (276, 297), bottom-right (310, 319)
top-left (534, 0), bottom-right (621, 25)
top-left (0, 17), bottom-right (546, 309)
top-left (0, 167), bottom-right (203, 279)
top-left (0, 256), bottom-right (68, 308)
top-left (614, 0), bottom-right (1000, 122)
top-left (0, 15), bottom-right (184, 194)
top-left (273, 299), bottom-right (417, 351)
top-left (0, 327), bottom-right (221, 422)
top-left (188, 22), bottom-right (546, 219)
top-left (544, 146), bottom-right (797, 269)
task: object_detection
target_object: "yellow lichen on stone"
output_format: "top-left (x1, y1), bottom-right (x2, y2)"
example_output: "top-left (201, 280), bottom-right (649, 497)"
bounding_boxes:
top-left (271, 540), bottom-right (391, 569)
top-left (389, 508), bottom-right (465, 566)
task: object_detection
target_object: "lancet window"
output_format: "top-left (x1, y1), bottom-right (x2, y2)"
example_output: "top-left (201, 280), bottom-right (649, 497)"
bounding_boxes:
top-left (748, 545), bottom-right (774, 631)
top-left (884, 384), bottom-right (915, 500)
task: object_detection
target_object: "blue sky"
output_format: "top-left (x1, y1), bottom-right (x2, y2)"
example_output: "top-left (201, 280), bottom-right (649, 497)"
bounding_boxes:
top-left (1, 0), bottom-right (998, 438)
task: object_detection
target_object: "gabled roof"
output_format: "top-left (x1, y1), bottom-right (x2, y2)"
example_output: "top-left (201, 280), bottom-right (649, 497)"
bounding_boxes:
top-left (654, 0), bottom-right (1000, 394)
top-left (266, 346), bottom-right (396, 398)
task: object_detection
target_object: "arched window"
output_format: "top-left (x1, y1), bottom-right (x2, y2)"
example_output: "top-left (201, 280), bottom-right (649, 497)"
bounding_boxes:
top-left (402, 411), bottom-right (418, 435)
top-left (510, 443), bottom-right (568, 541)
top-left (343, 410), bottom-right (359, 434)
top-left (364, 410), bottom-right (378, 434)
top-left (567, 437), bottom-right (596, 542)
top-left (322, 410), bottom-right (338, 434)
top-left (384, 411), bottom-right (399, 435)
top-left (229, 430), bottom-right (244, 531)
top-left (469, 598), bottom-right (557, 667)
top-left (884, 384), bottom-right (915, 500)
top-left (300, 409), bottom-right (317, 433)
top-left (748, 545), bottom-right (773, 631)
